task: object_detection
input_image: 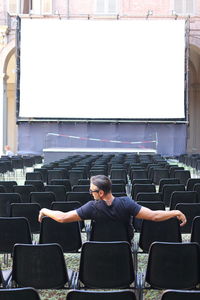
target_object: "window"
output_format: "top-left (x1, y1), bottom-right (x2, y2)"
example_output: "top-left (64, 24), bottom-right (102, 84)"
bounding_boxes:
top-left (174, 0), bottom-right (195, 15)
top-left (7, 0), bottom-right (52, 14)
top-left (95, 0), bottom-right (118, 14)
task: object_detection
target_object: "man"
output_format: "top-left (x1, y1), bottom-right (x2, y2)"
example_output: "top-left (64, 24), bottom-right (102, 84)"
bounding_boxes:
top-left (38, 175), bottom-right (187, 234)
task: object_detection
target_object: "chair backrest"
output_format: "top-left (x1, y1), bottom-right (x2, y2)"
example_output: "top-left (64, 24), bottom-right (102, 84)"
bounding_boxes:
top-left (12, 243), bottom-right (69, 289)
top-left (145, 242), bottom-right (200, 289)
top-left (13, 185), bottom-right (36, 203)
top-left (78, 179), bottom-right (90, 185)
top-left (132, 179), bottom-right (152, 186)
top-left (174, 170), bottom-right (191, 186)
top-left (0, 217), bottom-right (32, 254)
top-left (44, 185), bottom-right (67, 201)
top-left (193, 183), bottom-right (200, 202)
top-left (176, 203), bottom-right (200, 233)
top-left (50, 179), bottom-right (72, 192)
top-left (111, 184), bottom-right (126, 193)
top-left (131, 184), bottom-right (156, 200)
top-left (39, 217), bottom-right (82, 252)
top-left (130, 169), bottom-right (148, 180)
top-left (161, 290), bottom-right (200, 300)
top-left (162, 184), bottom-right (185, 206)
top-left (139, 218), bottom-right (182, 253)
top-left (66, 290), bottom-right (137, 300)
top-left (30, 192), bottom-right (55, 209)
top-left (191, 216), bottom-right (200, 244)
top-left (51, 201), bottom-right (81, 211)
top-left (69, 170), bottom-right (87, 186)
top-left (0, 193), bottom-right (21, 217)
top-left (0, 181), bottom-right (17, 193)
top-left (159, 178), bottom-right (180, 193)
top-left (152, 169), bottom-right (169, 185)
top-left (186, 178), bottom-right (200, 191)
top-left (110, 169), bottom-right (127, 183)
top-left (79, 241), bottom-right (135, 288)
top-left (47, 170), bottom-right (68, 184)
top-left (72, 185), bottom-right (90, 192)
top-left (89, 219), bottom-right (131, 244)
top-left (25, 180), bottom-right (45, 192)
top-left (34, 168), bottom-right (48, 183)
top-left (136, 192), bottom-right (162, 202)
top-left (169, 191), bottom-right (198, 210)
top-left (26, 172), bottom-right (43, 181)
top-left (66, 192), bottom-right (92, 205)
top-left (0, 186), bottom-right (5, 193)
top-left (10, 203), bottom-right (41, 234)
top-left (0, 287), bottom-right (41, 300)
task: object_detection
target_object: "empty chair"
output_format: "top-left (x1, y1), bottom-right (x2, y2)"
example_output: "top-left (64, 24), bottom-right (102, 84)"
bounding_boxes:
top-left (161, 290), bottom-right (200, 300)
top-left (69, 170), bottom-right (87, 186)
top-left (130, 169), bottom-right (148, 180)
top-left (39, 217), bottom-right (82, 252)
top-left (13, 185), bottom-right (36, 203)
top-left (174, 170), bottom-right (191, 186)
top-left (0, 181), bottom-right (17, 193)
top-left (50, 179), bottom-right (72, 192)
top-left (66, 290), bottom-right (137, 300)
top-left (191, 216), bottom-right (200, 244)
top-left (136, 192), bottom-right (161, 202)
top-left (159, 178), bottom-right (180, 193)
top-left (78, 179), bottom-right (90, 185)
top-left (51, 201), bottom-right (81, 211)
top-left (0, 186), bottom-right (5, 193)
top-left (89, 219), bottom-right (131, 244)
top-left (72, 185), bottom-right (90, 192)
top-left (25, 180), bottom-right (45, 192)
top-left (90, 169), bottom-right (107, 177)
top-left (45, 185), bottom-right (67, 201)
top-left (11, 243), bottom-right (73, 289)
top-left (66, 192), bottom-right (92, 206)
top-left (30, 192), bottom-right (56, 209)
top-left (138, 218), bottom-right (182, 254)
top-left (152, 169), bottom-right (169, 185)
top-left (169, 191), bottom-right (198, 210)
top-left (10, 203), bottom-right (41, 234)
top-left (76, 241), bottom-right (135, 289)
top-left (143, 242), bottom-right (199, 291)
top-left (111, 184), bottom-right (126, 193)
top-left (132, 179), bottom-right (152, 186)
top-left (176, 203), bottom-right (200, 233)
top-left (47, 170), bottom-right (68, 184)
top-left (34, 168), bottom-right (48, 183)
top-left (26, 172), bottom-right (43, 181)
top-left (0, 217), bottom-right (32, 254)
top-left (169, 166), bottom-right (184, 177)
top-left (111, 179), bottom-right (126, 185)
top-left (162, 184), bottom-right (185, 207)
top-left (0, 193), bottom-right (21, 217)
top-left (110, 169), bottom-right (127, 183)
top-left (186, 178), bottom-right (200, 191)
top-left (131, 184), bottom-right (156, 200)
top-left (0, 287), bottom-right (41, 300)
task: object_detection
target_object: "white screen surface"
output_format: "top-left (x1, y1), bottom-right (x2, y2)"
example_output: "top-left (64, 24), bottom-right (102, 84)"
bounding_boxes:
top-left (19, 19), bottom-right (185, 119)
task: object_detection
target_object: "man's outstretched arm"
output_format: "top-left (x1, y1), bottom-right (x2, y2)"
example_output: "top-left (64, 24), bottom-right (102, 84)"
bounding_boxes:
top-left (38, 208), bottom-right (81, 223)
top-left (136, 207), bottom-right (187, 227)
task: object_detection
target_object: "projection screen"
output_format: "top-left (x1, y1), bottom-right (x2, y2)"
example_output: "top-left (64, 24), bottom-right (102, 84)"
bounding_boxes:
top-left (18, 19), bottom-right (186, 120)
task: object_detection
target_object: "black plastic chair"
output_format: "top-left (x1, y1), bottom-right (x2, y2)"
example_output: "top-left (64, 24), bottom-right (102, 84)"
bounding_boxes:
top-left (30, 192), bottom-right (56, 209)
top-left (161, 290), bottom-right (200, 300)
top-left (162, 184), bottom-right (185, 206)
top-left (34, 168), bottom-right (48, 183)
top-left (152, 168), bottom-right (169, 185)
top-left (39, 217), bottom-right (82, 252)
top-left (78, 179), bottom-right (90, 185)
top-left (13, 185), bottom-right (36, 203)
top-left (130, 169), bottom-right (148, 180)
top-left (26, 172), bottom-right (43, 181)
top-left (0, 217), bottom-right (32, 254)
top-left (143, 242), bottom-right (200, 291)
top-left (72, 185), bottom-right (90, 192)
top-left (25, 180), bottom-right (45, 192)
top-left (66, 192), bottom-right (92, 206)
top-left (0, 193), bottom-right (21, 217)
top-left (10, 203), bottom-right (41, 234)
top-left (69, 170), bottom-right (87, 186)
top-left (0, 186), bottom-right (5, 193)
top-left (176, 203), bottom-right (200, 233)
top-left (0, 287), bottom-right (41, 300)
top-left (136, 192), bottom-right (162, 202)
top-left (132, 179), bottom-right (152, 186)
top-left (50, 179), bottom-right (72, 192)
top-left (111, 184), bottom-right (126, 193)
top-left (76, 241), bottom-right (135, 289)
top-left (193, 183), bottom-right (200, 202)
top-left (191, 216), bottom-right (200, 244)
top-left (66, 290), bottom-right (137, 300)
top-left (45, 185), bottom-right (67, 201)
top-left (110, 169), bottom-right (127, 184)
top-left (0, 181), bottom-right (17, 193)
top-left (159, 178), bottom-right (180, 193)
top-left (169, 191), bottom-right (198, 210)
top-left (174, 170), bottom-right (191, 186)
top-left (131, 184), bottom-right (156, 200)
top-left (47, 170), bottom-right (69, 184)
top-left (11, 243), bottom-right (73, 289)
top-left (186, 178), bottom-right (200, 191)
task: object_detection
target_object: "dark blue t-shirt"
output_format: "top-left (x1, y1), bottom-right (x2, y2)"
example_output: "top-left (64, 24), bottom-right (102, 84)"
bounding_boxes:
top-left (76, 196), bottom-right (141, 239)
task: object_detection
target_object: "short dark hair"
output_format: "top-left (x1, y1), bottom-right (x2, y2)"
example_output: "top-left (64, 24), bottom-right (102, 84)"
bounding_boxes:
top-left (90, 175), bottom-right (112, 195)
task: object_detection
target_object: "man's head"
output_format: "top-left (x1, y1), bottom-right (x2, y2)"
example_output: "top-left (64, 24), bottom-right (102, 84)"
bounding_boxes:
top-left (90, 175), bottom-right (112, 200)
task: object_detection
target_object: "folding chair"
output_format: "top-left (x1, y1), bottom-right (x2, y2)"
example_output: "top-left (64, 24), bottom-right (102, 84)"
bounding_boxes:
top-left (131, 184), bottom-right (156, 200)
top-left (175, 203), bottom-right (200, 233)
top-left (45, 185), bottom-right (67, 201)
top-left (169, 191), bottom-right (198, 210)
top-left (25, 180), bottom-right (45, 192)
top-left (0, 181), bottom-right (17, 193)
top-left (158, 178), bottom-right (180, 193)
top-left (161, 184), bottom-right (185, 206)
top-left (136, 192), bottom-right (162, 202)
top-left (186, 178), bottom-right (200, 191)
top-left (13, 185), bottom-right (36, 203)
top-left (0, 193), bottom-right (21, 217)
top-left (30, 191), bottom-right (56, 209)
top-left (66, 290), bottom-right (137, 300)
top-left (50, 179), bottom-right (72, 192)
